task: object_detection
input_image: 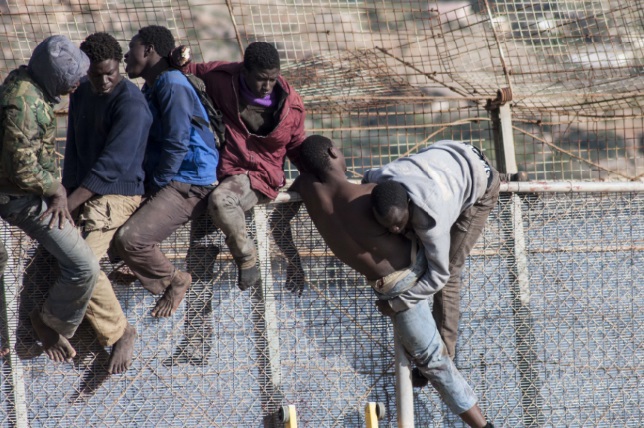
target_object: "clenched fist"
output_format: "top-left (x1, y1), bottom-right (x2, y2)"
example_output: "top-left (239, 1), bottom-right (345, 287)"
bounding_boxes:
top-left (169, 45), bottom-right (191, 68)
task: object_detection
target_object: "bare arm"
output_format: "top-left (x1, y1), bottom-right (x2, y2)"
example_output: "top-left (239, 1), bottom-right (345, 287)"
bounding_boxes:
top-left (66, 186), bottom-right (95, 214)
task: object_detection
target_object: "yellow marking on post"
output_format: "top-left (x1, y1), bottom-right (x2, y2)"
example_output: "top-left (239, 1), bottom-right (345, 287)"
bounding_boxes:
top-left (283, 405), bottom-right (297, 428)
top-left (365, 402), bottom-right (379, 428)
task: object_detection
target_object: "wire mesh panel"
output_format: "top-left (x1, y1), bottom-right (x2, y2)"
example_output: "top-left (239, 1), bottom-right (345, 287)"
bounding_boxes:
top-left (1, 1), bottom-right (642, 181)
top-left (0, 190), bottom-right (642, 427)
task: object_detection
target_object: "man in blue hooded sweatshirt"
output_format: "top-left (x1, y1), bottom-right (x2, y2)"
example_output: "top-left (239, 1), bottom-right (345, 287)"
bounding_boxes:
top-left (0, 35), bottom-right (98, 363)
top-left (114, 26), bottom-right (219, 318)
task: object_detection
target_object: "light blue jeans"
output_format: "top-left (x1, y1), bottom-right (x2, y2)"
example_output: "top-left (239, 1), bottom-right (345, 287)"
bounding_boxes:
top-left (0, 195), bottom-right (99, 338)
top-left (374, 252), bottom-right (478, 415)
top-left (393, 299), bottom-right (478, 414)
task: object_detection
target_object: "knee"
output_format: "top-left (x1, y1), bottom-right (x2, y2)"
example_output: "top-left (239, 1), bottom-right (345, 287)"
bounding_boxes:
top-left (415, 339), bottom-right (452, 375)
top-left (209, 191), bottom-right (235, 213)
top-left (208, 192), bottom-right (238, 224)
top-left (114, 224), bottom-right (136, 255)
top-left (78, 256), bottom-right (100, 283)
top-left (408, 336), bottom-right (443, 367)
top-left (396, 320), bottom-right (445, 368)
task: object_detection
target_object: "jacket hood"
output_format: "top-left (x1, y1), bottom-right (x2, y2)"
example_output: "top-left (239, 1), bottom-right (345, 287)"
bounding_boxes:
top-left (27, 35), bottom-right (89, 103)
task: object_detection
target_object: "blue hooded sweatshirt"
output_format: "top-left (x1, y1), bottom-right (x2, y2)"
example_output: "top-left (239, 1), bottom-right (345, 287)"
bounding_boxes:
top-left (142, 69), bottom-right (218, 192)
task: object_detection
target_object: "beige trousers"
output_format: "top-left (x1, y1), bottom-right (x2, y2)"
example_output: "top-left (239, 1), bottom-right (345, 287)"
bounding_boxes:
top-left (79, 194), bottom-right (141, 346)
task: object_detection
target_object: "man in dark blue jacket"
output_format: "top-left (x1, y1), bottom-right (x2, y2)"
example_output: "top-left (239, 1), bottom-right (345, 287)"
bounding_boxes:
top-left (63, 32), bottom-right (152, 373)
top-left (114, 25), bottom-right (219, 318)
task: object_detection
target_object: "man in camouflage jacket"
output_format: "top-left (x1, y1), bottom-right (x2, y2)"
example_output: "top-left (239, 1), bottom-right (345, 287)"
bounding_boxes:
top-left (0, 35), bottom-right (99, 363)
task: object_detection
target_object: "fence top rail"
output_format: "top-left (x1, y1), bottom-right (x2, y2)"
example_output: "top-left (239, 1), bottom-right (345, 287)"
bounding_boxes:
top-left (272, 181), bottom-right (644, 204)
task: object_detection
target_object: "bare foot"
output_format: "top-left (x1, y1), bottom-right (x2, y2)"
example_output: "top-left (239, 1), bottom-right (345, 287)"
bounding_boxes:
top-left (0, 348), bottom-right (9, 357)
top-left (151, 271), bottom-right (191, 318)
top-left (30, 309), bottom-right (76, 362)
top-left (108, 323), bottom-right (136, 374)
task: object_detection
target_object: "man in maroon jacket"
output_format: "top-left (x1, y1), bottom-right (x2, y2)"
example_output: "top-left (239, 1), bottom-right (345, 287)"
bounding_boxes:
top-left (179, 42), bottom-right (306, 291)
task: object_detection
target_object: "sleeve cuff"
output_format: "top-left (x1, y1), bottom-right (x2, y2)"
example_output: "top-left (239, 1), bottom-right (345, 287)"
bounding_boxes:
top-left (42, 181), bottom-right (61, 197)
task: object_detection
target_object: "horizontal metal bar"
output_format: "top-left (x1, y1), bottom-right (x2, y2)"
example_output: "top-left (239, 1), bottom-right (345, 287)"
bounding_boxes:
top-left (273, 181), bottom-right (644, 204)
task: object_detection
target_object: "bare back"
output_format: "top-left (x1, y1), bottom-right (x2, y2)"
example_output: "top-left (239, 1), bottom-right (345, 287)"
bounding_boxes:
top-left (294, 173), bottom-right (411, 280)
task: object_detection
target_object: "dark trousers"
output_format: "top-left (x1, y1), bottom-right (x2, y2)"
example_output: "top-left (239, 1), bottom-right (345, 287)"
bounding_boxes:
top-left (434, 169), bottom-right (500, 357)
top-left (114, 181), bottom-right (211, 294)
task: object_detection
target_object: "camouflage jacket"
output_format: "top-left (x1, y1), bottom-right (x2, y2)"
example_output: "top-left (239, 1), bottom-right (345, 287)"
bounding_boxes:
top-left (0, 66), bottom-right (60, 197)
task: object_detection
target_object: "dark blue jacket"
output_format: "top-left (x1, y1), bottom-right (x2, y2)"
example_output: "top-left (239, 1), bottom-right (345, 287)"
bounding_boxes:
top-left (63, 78), bottom-right (151, 195)
top-left (142, 70), bottom-right (218, 191)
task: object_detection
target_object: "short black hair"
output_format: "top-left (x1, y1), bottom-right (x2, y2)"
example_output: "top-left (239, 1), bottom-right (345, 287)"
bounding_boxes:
top-left (80, 32), bottom-right (123, 63)
top-left (299, 135), bottom-right (334, 175)
top-left (137, 25), bottom-right (175, 57)
top-left (371, 180), bottom-right (408, 217)
top-left (244, 42), bottom-right (280, 72)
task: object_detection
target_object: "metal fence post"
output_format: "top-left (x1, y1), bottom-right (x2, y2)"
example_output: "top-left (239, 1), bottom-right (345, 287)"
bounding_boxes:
top-left (1, 224), bottom-right (29, 428)
top-left (488, 89), bottom-right (544, 427)
top-left (392, 319), bottom-right (414, 428)
top-left (252, 205), bottom-right (285, 426)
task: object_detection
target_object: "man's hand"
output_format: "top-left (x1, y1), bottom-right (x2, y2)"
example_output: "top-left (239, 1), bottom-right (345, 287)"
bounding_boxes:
top-left (40, 185), bottom-right (73, 229)
top-left (169, 45), bottom-right (191, 68)
top-left (285, 257), bottom-right (306, 296)
top-left (375, 299), bottom-right (396, 317)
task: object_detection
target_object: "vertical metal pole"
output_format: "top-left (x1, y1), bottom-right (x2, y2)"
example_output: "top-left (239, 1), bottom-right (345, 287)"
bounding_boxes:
top-left (252, 205), bottom-right (284, 426)
top-left (489, 90), bottom-right (544, 427)
top-left (1, 224), bottom-right (29, 428)
top-left (488, 88), bottom-right (517, 176)
top-left (392, 320), bottom-right (414, 428)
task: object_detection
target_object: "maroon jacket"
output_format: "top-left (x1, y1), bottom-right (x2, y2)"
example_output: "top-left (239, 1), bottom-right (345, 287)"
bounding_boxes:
top-left (184, 61), bottom-right (306, 199)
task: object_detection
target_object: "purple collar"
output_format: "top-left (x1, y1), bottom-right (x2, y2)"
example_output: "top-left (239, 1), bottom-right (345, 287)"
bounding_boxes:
top-left (239, 74), bottom-right (276, 107)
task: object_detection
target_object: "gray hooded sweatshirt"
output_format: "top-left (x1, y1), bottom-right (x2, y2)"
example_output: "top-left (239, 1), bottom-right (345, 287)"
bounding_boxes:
top-left (363, 140), bottom-right (490, 311)
top-left (27, 35), bottom-right (89, 104)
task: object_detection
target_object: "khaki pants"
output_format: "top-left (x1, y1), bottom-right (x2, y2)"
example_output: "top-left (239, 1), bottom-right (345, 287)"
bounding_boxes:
top-left (79, 194), bottom-right (141, 346)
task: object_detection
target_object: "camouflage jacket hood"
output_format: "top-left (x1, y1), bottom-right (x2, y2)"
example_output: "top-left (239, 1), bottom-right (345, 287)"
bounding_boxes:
top-left (27, 35), bottom-right (89, 104)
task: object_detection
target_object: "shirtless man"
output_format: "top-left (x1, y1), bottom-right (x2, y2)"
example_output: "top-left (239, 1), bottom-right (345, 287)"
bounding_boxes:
top-left (275, 135), bottom-right (494, 428)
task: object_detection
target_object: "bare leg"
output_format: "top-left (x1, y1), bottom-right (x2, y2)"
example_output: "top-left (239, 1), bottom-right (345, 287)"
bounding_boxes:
top-left (107, 323), bottom-right (136, 374)
top-left (151, 271), bottom-right (191, 318)
top-left (30, 309), bottom-right (76, 362)
top-left (459, 403), bottom-right (489, 428)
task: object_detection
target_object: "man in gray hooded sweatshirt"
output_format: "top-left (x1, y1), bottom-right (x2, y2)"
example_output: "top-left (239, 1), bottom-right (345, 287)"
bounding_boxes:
top-left (363, 141), bottom-right (501, 367)
top-left (0, 35), bottom-right (99, 363)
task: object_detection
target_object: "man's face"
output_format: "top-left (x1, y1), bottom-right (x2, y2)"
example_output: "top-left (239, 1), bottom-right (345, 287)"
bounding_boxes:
top-left (242, 67), bottom-right (280, 98)
top-left (373, 205), bottom-right (410, 235)
top-left (124, 35), bottom-right (148, 79)
top-left (87, 59), bottom-right (122, 95)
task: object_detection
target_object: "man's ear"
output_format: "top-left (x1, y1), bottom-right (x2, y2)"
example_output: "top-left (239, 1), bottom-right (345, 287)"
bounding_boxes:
top-left (144, 44), bottom-right (154, 56)
top-left (328, 146), bottom-right (339, 159)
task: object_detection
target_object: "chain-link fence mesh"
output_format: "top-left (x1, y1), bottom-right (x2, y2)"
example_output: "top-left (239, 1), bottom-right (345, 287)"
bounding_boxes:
top-left (1, 190), bottom-right (642, 427)
top-left (0, 0), bottom-right (642, 426)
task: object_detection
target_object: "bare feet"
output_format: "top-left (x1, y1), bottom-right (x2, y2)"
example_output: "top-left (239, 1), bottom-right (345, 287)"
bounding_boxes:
top-left (30, 309), bottom-right (76, 362)
top-left (151, 271), bottom-right (191, 318)
top-left (108, 323), bottom-right (136, 374)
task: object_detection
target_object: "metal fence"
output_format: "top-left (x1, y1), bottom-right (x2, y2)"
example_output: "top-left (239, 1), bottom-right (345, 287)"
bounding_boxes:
top-left (1, 185), bottom-right (642, 427)
top-left (0, 0), bottom-right (642, 427)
